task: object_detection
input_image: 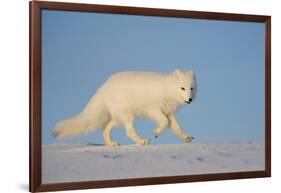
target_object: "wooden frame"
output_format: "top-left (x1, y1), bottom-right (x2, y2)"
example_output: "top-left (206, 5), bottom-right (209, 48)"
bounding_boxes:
top-left (30, 1), bottom-right (271, 192)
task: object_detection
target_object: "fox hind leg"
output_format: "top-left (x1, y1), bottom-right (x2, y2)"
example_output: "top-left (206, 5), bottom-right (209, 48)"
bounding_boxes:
top-left (121, 114), bottom-right (149, 145)
top-left (103, 120), bottom-right (119, 146)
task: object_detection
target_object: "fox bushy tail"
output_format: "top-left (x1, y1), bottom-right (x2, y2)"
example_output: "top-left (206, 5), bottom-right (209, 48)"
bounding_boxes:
top-left (53, 97), bottom-right (109, 137)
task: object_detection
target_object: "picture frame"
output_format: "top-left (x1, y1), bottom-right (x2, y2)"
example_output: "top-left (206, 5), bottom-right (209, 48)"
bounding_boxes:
top-left (30, 1), bottom-right (271, 192)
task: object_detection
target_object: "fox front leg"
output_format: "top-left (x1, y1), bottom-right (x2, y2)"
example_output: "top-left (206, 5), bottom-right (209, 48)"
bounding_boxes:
top-left (154, 118), bottom-right (168, 138)
top-left (146, 110), bottom-right (169, 138)
top-left (168, 114), bottom-right (193, 142)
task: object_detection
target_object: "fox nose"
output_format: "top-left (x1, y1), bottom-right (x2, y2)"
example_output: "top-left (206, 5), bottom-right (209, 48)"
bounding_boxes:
top-left (188, 98), bottom-right (192, 102)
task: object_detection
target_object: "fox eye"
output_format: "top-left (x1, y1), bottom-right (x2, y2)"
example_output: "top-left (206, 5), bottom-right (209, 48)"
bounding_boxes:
top-left (180, 87), bottom-right (186, 91)
top-left (191, 88), bottom-right (193, 90)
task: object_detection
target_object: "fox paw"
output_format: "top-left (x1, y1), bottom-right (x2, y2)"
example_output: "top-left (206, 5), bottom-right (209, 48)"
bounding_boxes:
top-left (154, 130), bottom-right (162, 138)
top-left (137, 139), bottom-right (150, 145)
top-left (106, 141), bottom-right (120, 147)
top-left (180, 133), bottom-right (194, 142)
top-left (154, 132), bottom-right (159, 138)
top-left (111, 141), bottom-right (120, 146)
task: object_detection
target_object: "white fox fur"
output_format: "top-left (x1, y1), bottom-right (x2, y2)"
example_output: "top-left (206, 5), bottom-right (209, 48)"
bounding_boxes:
top-left (53, 69), bottom-right (197, 146)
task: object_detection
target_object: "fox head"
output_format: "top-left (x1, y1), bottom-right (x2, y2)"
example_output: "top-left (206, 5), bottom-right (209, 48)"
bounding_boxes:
top-left (170, 69), bottom-right (197, 105)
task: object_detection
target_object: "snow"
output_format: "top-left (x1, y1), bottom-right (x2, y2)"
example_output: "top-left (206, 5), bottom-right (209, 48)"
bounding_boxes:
top-left (42, 142), bottom-right (264, 184)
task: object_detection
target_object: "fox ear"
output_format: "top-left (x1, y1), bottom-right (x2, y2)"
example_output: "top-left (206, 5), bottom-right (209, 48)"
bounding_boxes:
top-left (172, 69), bottom-right (182, 79)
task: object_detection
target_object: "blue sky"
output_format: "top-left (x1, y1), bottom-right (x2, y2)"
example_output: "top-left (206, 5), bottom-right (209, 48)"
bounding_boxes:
top-left (42, 10), bottom-right (265, 145)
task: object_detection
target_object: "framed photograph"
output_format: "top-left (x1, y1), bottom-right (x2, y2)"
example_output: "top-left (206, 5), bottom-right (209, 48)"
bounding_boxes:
top-left (30, 1), bottom-right (271, 192)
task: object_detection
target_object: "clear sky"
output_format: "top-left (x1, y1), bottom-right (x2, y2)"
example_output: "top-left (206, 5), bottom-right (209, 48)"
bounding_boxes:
top-left (42, 10), bottom-right (265, 145)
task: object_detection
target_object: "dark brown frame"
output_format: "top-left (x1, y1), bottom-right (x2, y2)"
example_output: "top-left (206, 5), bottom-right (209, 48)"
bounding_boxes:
top-left (30, 1), bottom-right (271, 192)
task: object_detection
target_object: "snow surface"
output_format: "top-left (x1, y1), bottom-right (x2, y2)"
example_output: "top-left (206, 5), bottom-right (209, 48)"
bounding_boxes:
top-left (42, 142), bottom-right (264, 184)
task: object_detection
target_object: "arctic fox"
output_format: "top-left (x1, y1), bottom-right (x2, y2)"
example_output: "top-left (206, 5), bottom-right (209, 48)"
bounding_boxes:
top-left (53, 69), bottom-right (197, 146)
